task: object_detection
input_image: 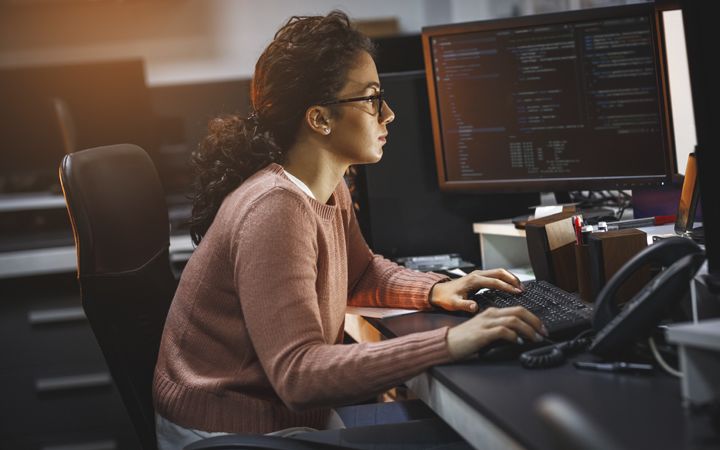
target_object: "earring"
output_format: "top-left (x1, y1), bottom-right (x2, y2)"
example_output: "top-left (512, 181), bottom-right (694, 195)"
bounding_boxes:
top-left (323, 127), bottom-right (331, 135)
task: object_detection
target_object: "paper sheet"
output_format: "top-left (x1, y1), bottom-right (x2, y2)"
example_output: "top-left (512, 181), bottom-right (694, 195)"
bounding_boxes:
top-left (534, 205), bottom-right (564, 219)
top-left (345, 306), bottom-right (419, 319)
top-left (446, 267), bottom-right (534, 282)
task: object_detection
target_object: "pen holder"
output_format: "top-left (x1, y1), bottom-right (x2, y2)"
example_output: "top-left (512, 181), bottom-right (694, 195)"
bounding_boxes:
top-left (575, 243), bottom-right (592, 302)
top-left (552, 243), bottom-right (579, 293)
top-left (587, 228), bottom-right (649, 303)
top-left (525, 212), bottom-right (578, 292)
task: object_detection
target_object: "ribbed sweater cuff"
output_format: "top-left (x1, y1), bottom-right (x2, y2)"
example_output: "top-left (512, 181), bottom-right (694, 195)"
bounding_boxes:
top-left (382, 270), bottom-right (450, 310)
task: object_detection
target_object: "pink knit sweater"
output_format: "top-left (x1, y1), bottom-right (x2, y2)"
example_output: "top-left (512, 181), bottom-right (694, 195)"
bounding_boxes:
top-left (153, 163), bottom-right (453, 433)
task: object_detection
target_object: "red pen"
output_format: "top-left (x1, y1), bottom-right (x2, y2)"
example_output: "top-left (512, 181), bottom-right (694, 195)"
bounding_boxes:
top-left (572, 215), bottom-right (582, 245)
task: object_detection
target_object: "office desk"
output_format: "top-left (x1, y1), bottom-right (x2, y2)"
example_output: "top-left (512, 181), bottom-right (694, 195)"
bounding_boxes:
top-left (346, 310), bottom-right (719, 450)
top-left (0, 193), bottom-right (195, 278)
top-left (472, 220), bottom-right (682, 271)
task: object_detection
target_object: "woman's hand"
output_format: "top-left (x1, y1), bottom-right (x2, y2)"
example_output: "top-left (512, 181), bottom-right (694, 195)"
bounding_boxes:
top-left (429, 268), bottom-right (548, 360)
top-left (430, 268), bottom-right (524, 314)
top-left (446, 306), bottom-right (548, 360)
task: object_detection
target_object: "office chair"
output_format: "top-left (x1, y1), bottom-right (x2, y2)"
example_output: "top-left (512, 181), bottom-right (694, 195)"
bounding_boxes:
top-left (186, 417), bottom-right (472, 450)
top-left (60, 144), bottom-right (178, 450)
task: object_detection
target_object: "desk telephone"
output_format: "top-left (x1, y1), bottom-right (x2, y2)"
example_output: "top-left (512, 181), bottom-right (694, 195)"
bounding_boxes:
top-left (589, 237), bottom-right (705, 357)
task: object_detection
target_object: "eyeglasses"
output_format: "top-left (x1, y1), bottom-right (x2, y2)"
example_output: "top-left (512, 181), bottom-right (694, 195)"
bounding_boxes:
top-left (320, 89), bottom-right (385, 117)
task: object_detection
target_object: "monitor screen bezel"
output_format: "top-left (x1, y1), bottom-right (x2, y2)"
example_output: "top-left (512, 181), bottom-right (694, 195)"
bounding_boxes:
top-left (421, 3), bottom-right (676, 193)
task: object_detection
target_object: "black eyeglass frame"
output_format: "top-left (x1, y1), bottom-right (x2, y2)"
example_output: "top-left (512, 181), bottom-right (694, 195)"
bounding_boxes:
top-left (319, 89), bottom-right (385, 117)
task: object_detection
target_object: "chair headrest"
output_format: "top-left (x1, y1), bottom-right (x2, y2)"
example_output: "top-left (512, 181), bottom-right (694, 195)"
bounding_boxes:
top-left (60, 144), bottom-right (170, 275)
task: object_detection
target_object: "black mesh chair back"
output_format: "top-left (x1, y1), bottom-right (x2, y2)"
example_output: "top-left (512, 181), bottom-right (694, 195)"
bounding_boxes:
top-left (60, 144), bottom-right (177, 450)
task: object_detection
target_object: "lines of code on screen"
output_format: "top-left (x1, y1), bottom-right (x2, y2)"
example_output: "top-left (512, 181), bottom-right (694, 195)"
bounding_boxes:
top-left (431, 13), bottom-right (668, 186)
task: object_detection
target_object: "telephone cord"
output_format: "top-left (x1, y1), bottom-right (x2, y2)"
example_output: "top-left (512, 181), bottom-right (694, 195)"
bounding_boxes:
top-left (648, 336), bottom-right (682, 378)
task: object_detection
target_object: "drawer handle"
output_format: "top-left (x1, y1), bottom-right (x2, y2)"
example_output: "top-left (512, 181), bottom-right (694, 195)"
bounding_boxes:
top-left (28, 306), bottom-right (86, 325)
top-left (42, 439), bottom-right (117, 450)
top-left (35, 372), bottom-right (112, 393)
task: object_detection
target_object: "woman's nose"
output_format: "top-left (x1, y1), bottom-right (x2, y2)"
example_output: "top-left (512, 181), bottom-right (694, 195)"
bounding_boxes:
top-left (380, 100), bottom-right (395, 124)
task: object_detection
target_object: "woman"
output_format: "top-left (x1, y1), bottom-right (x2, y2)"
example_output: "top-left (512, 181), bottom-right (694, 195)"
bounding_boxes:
top-left (153, 10), bottom-right (547, 448)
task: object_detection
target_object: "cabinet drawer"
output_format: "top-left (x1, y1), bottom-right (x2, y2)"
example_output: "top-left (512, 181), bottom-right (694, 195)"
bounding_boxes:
top-left (0, 276), bottom-right (106, 370)
top-left (1, 428), bottom-right (140, 450)
top-left (0, 365), bottom-right (132, 437)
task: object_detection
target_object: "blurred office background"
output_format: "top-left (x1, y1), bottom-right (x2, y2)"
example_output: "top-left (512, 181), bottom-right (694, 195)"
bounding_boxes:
top-left (0, 0), bottom-right (647, 84)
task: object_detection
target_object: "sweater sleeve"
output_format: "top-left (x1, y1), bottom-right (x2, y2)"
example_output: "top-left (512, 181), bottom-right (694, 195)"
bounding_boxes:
top-left (233, 189), bottom-right (453, 411)
top-left (339, 185), bottom-right (449, 310)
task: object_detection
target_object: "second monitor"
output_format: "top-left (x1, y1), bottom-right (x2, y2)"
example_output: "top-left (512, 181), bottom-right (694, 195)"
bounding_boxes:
top-left (360, 70), bottom-right (537, 264)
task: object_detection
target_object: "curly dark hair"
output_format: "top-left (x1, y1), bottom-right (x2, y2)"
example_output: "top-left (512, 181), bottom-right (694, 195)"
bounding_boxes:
top-left (189, 11), bottom-right (375, 244)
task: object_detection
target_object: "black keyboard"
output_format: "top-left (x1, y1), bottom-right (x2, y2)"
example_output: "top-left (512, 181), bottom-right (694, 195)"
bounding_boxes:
top-left (472, 280), bottom-right (593, 338)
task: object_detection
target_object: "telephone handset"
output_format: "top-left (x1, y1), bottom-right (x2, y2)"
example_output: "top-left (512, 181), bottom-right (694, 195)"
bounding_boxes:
top-left (589, 237), bottom-right (705, 358)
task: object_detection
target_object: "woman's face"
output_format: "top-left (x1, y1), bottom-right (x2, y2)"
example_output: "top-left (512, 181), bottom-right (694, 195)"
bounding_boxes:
top-left (325, 51), bottom-right (395, 165)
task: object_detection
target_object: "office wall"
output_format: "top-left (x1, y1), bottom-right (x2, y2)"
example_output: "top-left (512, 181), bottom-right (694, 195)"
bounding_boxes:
top-left (663, 10), bottom-right (696, 175)
top-left (0, 1), bottom-right (650, 87)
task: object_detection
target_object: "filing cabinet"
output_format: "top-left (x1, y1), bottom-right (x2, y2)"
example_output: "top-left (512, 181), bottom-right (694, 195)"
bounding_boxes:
top-left (0, 273), bottom-right (140, 450)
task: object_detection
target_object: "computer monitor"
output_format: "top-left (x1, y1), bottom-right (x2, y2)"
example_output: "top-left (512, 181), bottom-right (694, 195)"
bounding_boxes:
top-left (681, 2), bottom-right (720, 279)
top-left (373, 34), bottom-right (424, 73)
top-left (421, 3), bottom-right (675, 193)
top-left (0, 59), bottom-right (156, 194)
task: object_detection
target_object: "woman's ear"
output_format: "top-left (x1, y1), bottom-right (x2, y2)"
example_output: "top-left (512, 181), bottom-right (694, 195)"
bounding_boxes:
top-left (305, 106), bottom-right (332, 136)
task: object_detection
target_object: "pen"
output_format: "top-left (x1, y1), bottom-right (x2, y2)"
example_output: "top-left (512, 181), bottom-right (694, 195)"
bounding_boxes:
top-left (572, 215), bottom-right (582, 245)
top-left (606, 215), bottom-right (676, 230)
top-left (574, 361), bottom-right (654, 373)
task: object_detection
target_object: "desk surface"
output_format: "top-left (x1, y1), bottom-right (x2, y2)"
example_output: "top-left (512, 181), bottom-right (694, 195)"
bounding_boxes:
top-left (362, 311), bottom-right (718, 450)
top-left (473, 220), bottom-right (681, 244)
